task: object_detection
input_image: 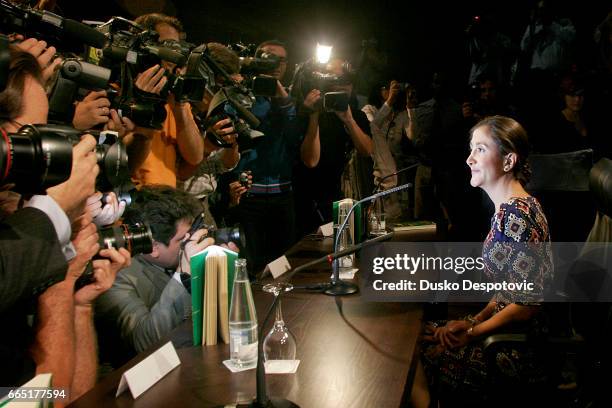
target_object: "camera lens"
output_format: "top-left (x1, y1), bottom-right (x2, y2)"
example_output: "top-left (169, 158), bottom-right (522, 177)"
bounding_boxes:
top-left (0, 125), bottom-right (73, 194)
top-left (95, 140), bottom-right (129, 192)
top-left (98, 223), bottom-right (153, 255)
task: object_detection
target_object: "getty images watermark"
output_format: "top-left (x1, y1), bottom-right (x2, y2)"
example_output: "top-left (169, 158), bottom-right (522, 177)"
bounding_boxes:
top-left (359, 242), bottom-right (612, 302)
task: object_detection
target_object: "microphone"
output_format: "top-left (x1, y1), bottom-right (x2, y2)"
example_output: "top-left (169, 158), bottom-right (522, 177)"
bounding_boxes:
top-left (327, 183), bottom-right (412, 295)
top-left (241, 232), bottom-right (394, 408)
top-left (373, 163), bottom-right (419, 193)
top-left (62, 18), bottom-right (107, 49)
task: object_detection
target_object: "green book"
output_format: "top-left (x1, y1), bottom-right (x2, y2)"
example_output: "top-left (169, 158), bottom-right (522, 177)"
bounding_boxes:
top-left (191, 245), bottom-right (238, 346)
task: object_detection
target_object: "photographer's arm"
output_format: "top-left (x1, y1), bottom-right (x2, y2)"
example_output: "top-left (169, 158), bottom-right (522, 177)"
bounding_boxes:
top-left (300, 112), bottom-right (320, 168)
top-left (300, 89), bottom-right (322, 167)
top-left (172, 101), bottom-right (204, 166)
top-left (338, 106), bottom-right (373, 156)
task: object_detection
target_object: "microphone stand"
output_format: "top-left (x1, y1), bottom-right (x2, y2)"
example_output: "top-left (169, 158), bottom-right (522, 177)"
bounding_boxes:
top-left (324, 183), bottom-right (412, 296)
top-left (238, 232), bottom-right (394, 408)
top-left (373, 163), bottom-right (419, 193)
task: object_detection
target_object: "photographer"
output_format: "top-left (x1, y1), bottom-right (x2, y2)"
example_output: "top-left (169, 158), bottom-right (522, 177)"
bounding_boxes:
top-left (178, 43), bottom-right (243, 228)
top-left (0, 49), bottom-right (130, 397)
top-left (129, 13), bottom-right (204, 188)
top-left (0, 49), bottom-right (98, 310)
top-left (95, 186), bottom-right (213, 366)
top-left (370, 80), bottom-right (418, 221)
top-left (229, 39), bottom-right (302, 274)
top-left (294, 57), bottom-right (373, 236)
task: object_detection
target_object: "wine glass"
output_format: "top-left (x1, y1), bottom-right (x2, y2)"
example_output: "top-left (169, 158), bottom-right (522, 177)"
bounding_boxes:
top-left (262, 282), bottom-right (297, 362)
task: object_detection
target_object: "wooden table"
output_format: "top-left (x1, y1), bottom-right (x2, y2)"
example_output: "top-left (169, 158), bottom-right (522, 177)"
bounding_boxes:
top-left (69, 237), bottom-right (423, 408)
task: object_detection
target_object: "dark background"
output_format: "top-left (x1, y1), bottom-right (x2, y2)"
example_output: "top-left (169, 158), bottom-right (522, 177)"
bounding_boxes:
top-left (59, 0), bottom-right (609, 89)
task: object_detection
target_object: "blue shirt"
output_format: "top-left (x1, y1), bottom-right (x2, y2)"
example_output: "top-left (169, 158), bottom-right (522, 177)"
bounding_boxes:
top-left (234, 95), bottom-right (301, 194)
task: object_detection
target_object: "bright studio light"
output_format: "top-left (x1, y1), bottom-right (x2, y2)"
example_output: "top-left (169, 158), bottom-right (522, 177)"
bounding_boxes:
top-left (316, 43), bottom-right (333, 64)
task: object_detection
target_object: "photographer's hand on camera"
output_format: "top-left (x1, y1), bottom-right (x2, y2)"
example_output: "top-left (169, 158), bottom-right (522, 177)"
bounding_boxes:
top-left (386, 80), bottom-right (401, 105)
top-left (229, 177), bottom-right (251, 207)
top-left (303, 89), bottom-right (322, 113)
top-left (65, 215), bottom-right (99, 284)
top-left (15, 37), bottom-right (62, 83)
top-left (86, 192), bottom-right (126, 227)
top-left (135, 64), bottom-right (167, 95)
top-left (74, 247), bottom-right (130, 307)
top-left (105, 109), bottom-right (135, 139)
top-left (462, 101), bottom-right (474, 119)
top-left (73, 91), bottom-right (111, 131)
top-left (179, 229), bottom-right (214, 274)
top-left (46, 135), bottom-right (100, 222)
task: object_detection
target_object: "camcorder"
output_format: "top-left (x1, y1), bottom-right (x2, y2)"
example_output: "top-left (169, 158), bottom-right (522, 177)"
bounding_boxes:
top-left (0, 0), bottom-right (106, 52)
top-left (197, 85), bottom-right (262, 153)
top-left (0, 124), bottom-right (129, 194)
top-left (230, 42), bottom-right (279, 97)
top-left (291, 59), bottom-right (354, 112)
top-left (183, 212), bottom-right (246, 250)
top-left (75, 222), bottom-right (154, 289)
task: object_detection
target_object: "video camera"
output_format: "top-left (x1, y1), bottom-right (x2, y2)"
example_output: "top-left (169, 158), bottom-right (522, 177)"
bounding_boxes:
top-left (291, 54), bottom-right (354, 112)
top-left (0, 0), bottom-right (106, 52)
top-left (228, 42), bottom-right (279, 97)
top-left (0, 124), bottom-right (129, 194)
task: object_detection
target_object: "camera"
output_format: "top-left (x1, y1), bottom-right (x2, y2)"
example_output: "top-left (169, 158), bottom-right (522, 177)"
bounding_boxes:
top-left (198, 86), bottom-right (262, 153)
top-left (0, 124), bottom-right (74, 194)
top-left (48, 58), bottom-right (112, 123)
top-left (238, 171), bottom-right (251, 189)
top-left (0, 124), bottom-right (129, 193)
top-left (323, 91), bottom-right (349, 112)
top-left (0, 0), bottom-right (107, 52)
top-left (75, 222), bottom-right (153, 289)
top-left (183, 213), bottom-right (246, 249)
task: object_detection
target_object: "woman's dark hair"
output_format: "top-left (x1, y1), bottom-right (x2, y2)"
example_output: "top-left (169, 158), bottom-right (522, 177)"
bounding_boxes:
top-left (471, 115), bottom-right (532, 186)
top-left (123, 185), bottom-right (202, 246)
top-left (0, 47), bottom-right (43, 125)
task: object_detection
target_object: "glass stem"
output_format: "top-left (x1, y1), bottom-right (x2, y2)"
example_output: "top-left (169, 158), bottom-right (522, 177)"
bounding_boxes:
top-left (275, 296), bottom-right (284, 325)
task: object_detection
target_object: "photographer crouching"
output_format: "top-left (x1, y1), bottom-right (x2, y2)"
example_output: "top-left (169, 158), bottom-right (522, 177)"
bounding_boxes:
top-left (293, 57), bottom-right (373, 237)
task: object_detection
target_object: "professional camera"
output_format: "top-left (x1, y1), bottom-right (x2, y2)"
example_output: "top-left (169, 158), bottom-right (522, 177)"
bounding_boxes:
top-left (0, 124), bottom-right (73, 194)
top-left (227, 42), bottom-right (280, 97)
top-left (0, 0), bottom-right (106, 52)
top-left (291, 50), bottom-right (355, 111)
top-left (0, 124), bottom-right (129, 193)
top-left (48, 58), bottom-right (113, 123)
top-left (197, 86), bottom-right (262, 153)
top-left (75, 222), bottom-right (153, 289)
top-left (184, 213), bottom-right (246, 249)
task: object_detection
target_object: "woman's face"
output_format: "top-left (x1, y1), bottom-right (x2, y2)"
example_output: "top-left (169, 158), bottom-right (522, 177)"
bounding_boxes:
top-left (466, 126), bottom-right (506, 190)
top-left (564, 93), bottom-right (584, 112)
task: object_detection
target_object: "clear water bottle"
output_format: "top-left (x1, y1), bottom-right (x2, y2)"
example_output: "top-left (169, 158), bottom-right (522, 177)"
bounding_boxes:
top-left (229, 258), bottom-right (258, 368)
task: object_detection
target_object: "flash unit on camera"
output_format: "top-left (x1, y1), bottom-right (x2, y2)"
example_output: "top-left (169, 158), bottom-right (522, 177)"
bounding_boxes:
top-left (316, 43), bottom-right (332, 64)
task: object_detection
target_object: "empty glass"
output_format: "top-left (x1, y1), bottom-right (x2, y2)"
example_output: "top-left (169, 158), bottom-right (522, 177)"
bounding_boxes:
top-left (262, 282), bottom-right (297, 361)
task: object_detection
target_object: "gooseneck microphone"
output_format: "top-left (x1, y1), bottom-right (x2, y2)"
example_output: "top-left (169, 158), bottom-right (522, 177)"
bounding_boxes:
top-left (325, 183), bottom-right (412, 296)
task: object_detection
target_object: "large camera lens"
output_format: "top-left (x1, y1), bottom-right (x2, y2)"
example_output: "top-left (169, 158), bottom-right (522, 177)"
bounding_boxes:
top-left (0, 125), bottom-right (73, 194)
top-left (94, 134), bottom-right (130, 192)
top-left (211, 225), bottom-right (245, 249)
top-left (98, 223), bottom-right (154, 255)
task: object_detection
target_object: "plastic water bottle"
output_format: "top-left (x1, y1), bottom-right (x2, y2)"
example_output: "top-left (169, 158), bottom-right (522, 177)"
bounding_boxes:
top-left (229, 258), bottom-right (258, 368)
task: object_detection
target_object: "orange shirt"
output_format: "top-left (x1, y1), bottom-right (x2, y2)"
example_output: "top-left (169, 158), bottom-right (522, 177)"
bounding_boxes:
top-left (132, 104), bottom-right (195, 188)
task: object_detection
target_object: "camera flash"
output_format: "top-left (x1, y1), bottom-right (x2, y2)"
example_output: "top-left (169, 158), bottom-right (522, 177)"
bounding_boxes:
top-left (316, 43), bottom-right (333, 64)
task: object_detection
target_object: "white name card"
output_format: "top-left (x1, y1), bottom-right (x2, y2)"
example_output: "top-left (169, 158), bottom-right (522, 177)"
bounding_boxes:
top-left (116, 341), bottom-right (181, 399)
top-left (317, 222), bottom-right (334, 237)
top-left (264, 255), bottom-right (292, 279)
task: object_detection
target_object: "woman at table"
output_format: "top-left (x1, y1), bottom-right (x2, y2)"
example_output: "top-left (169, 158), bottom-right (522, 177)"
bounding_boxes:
top-left (411, 115), bottom-right (553, 406)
